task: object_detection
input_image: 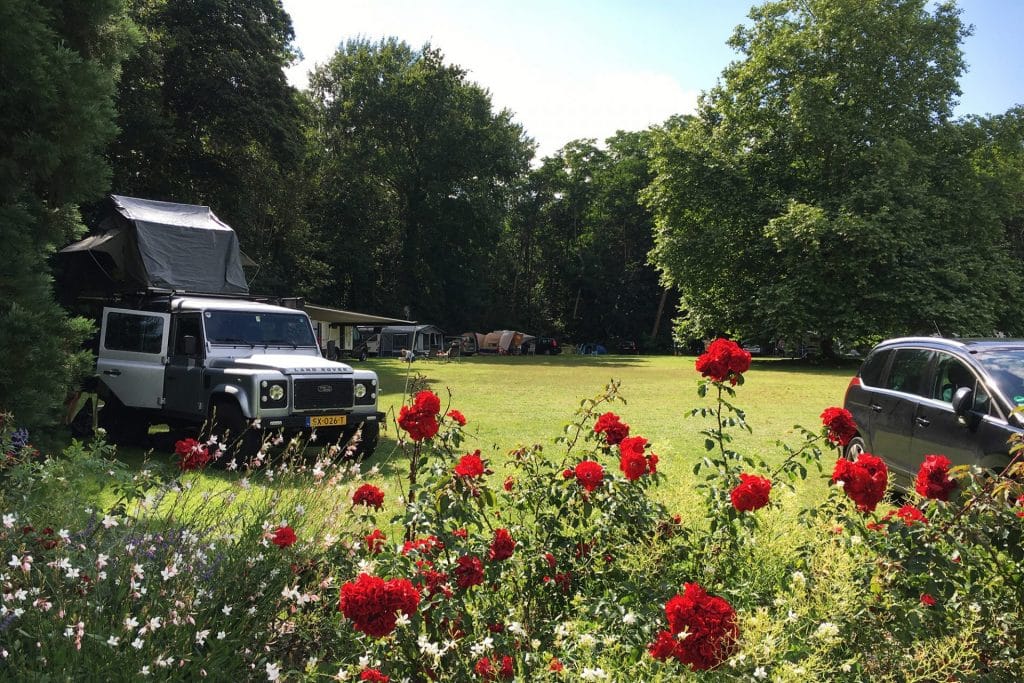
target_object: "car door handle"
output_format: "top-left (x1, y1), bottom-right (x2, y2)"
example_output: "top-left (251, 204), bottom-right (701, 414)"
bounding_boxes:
top-left (870, 403), bottom-right (883, 413)
top-left (915, 416), bottom-right (930, 427)
top-left (102, 369), bottom-right (121, 377)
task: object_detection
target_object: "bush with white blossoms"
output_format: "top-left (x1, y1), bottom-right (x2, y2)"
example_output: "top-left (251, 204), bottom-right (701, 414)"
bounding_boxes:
top-left (0, 339), bottom-right (1022, 681)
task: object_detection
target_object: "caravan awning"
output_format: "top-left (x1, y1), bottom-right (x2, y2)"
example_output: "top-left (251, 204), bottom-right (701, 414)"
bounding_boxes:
top-left (304, 304), bottom-right (412, 326)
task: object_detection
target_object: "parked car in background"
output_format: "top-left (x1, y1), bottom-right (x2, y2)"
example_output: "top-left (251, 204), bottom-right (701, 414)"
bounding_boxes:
top-left (741, 340), bottom-right (762, 356)
top-left (618, 340), bottom-right (638, 354)
top-left (842, 337), bottom-right (1023, 488)
top-left (530, 336), bottom-right (562, 355)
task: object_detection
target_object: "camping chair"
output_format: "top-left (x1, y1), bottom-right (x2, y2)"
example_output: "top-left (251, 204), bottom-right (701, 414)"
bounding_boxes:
top-left (447, 341), bottom-right (461, 363)
top-left (435, 347), bottom-right (450, 362)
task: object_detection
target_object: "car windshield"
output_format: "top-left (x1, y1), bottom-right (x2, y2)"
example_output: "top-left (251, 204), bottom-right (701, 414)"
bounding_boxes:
top-left (975, 348), bottom-right (1024, 406)
top-left (203, 310), bottom-right (316, 347)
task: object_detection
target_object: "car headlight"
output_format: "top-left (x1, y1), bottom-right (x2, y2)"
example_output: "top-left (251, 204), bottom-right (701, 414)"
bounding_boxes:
top-left (354, 383), bottom-right (367, 398)
top-left (269, 384), bottom-right (285, 401)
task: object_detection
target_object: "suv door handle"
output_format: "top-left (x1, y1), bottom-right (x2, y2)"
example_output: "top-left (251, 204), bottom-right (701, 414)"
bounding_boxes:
top-left (869, 403), bottom-right (883, 413)
top-left (915, 416), bottom-right (930, 427)
top-left (102, 369), bottom-right (122, 377)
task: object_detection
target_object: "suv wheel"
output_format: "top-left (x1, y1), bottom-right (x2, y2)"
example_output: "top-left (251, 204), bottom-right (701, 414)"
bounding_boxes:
top-left (98, 395), bottom-right (150, 447)
top-left (209, 400), bottom-right (261, 466)
top-left (844, 435), bottom-right (867, 461)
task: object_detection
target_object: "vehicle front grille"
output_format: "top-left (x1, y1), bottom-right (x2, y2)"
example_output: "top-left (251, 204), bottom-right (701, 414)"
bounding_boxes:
top-left (294, 378), bottom-right (354, 411)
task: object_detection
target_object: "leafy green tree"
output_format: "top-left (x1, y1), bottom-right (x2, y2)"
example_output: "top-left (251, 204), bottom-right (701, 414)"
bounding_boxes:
top-left (305, 38), bottom-right (533, 329)
top-left (507, 133), bottom-right (672, 346)
top-left (107, 0), bottom-right (318, 294)
top-left (0, 0), bottom-right (133, 429)
top-left (647, 0), bottom-right (1023, 353)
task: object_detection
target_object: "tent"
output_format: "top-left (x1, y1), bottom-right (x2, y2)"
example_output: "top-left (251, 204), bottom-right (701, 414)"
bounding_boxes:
top-left (478, 330), bottom-right (535, 354)
top-left (58, 195), bottom-right (250, 297)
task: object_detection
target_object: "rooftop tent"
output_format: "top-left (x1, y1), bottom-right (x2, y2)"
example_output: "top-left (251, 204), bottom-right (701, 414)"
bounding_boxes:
top-left (59, 195), bottom-right (249, 296)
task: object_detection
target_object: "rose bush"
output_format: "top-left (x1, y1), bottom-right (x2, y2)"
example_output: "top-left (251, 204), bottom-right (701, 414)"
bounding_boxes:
top-left (0, 346), bottom-right (1021, 680)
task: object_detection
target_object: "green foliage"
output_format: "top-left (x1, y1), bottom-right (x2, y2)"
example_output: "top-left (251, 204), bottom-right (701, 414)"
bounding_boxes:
top-left (646, 0), bottom-right (1024, 350)
top-left (507, 133), bottom-right (673, 342)
top-left (304, 38), bottom-right (533, 328)
top-left (107, 0), bottom-right (320, 295)
top-left (0, 0), bottom-right (131, 429)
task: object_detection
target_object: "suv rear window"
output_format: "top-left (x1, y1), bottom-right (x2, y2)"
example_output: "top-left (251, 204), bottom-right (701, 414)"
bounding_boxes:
top-left (885, 348), bottom-right (933, 396)
top-left (859, 349), bottom-right (891, 386)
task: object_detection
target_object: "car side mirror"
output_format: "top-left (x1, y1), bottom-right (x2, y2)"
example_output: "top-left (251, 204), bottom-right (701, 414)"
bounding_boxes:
top-left (951, 386), bottom-right (973, 419)
top-left (183, 335), bottom-right (198, 356)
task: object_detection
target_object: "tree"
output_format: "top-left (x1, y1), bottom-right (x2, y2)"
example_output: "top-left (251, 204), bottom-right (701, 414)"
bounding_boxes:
top-left (304, 38), bottom-right (533, 328)
top-left (647, 0), bottom-right (1023, 352)
top-left (107, 0), bottom-right (318, 295)
top-left (0, 0), bottom-right (133, 428)
top-left (508, 133), bottom-right (672, 345)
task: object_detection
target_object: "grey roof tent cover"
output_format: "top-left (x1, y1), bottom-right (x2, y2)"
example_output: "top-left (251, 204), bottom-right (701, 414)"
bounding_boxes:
top-left (60, 195), bottom-right (249, 295)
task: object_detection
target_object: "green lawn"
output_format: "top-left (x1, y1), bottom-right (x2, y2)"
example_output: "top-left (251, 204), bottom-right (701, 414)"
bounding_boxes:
top-left (105, 353), bottom-right (856, 516)
top-left (366, 353), bottom-right (856, 511)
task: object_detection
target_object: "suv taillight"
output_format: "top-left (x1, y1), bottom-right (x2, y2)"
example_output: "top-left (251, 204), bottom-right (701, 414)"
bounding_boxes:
top-left (844, 376), bottom-right (861, 401)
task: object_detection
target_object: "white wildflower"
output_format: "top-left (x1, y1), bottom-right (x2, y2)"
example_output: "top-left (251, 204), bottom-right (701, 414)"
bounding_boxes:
top-left (101, 516), bottom-right (118, 529)
top-left (266, 662), bottom-right (281, 681)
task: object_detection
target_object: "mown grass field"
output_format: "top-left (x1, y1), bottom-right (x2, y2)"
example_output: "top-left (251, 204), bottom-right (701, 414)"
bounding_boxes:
top-left (364, 353), bottom-right (856, 511)
top-left (106, 353), bottom-right (857, 518)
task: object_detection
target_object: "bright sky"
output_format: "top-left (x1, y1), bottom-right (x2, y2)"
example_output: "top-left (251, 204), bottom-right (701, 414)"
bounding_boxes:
top-left (282, 0), bottom-right (1024, 159)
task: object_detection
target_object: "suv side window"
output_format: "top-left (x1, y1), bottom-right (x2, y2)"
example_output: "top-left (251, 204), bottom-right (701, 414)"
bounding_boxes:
top-left (171, 314), bottom-right (203, 359)
top-left (931, 353), bottom-right (994, 415)
top-left (104, 311), bottom-right (165, 354)
top-left (885, 348), bottom-right (933, 396)
top-left (859, 349), bottom-right (891, 386)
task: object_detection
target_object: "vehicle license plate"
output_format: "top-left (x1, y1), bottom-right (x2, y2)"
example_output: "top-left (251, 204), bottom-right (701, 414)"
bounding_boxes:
top-left (308, 415), bottom-right (346, 428)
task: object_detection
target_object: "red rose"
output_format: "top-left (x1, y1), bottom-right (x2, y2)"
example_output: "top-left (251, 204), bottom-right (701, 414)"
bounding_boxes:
top-left (920, 593), bottom-right (937, 607)
top-left (562, 468), bottom-right (573, 479)
top-left (488, 528), bottom-right (516, 561)
top-left (594, 412), bottom-right (630, 445)
top-left (499, 655), bottom-right (514, 680)
top-left (619, 436), bottom-right (655, 481)
top-left (453, 528), bottom-right (468, 538)
top-left (360, 669), bottom-right (390, 683)
top-left (915, 454), bottom-right (957, 501)
top-left (503, 476), bottom-right (515, 491)
top-left (549, 658), bottom-right (564, 672)
top-left (454, 450), bottom-right (486, 478)
top-left (574, 460), bottom-right (604, 492)
top-left (695, 338), bottom-right (751, 385)
top-left (339, 573), bottom-right (420, 638)
top-left (413, 390), bottom-right (441, 414)
top-left (352, 484), bottom-right (385, 510)
top-left (1016, 495), bottom-right (1024, 518)
top-left (397, 391), bottom-right (442, 442)
top-left (730, 473), bottom-right (772, 512)
top-left (447, 409), bottom-right (467, 426)
top-left (649, 582), bottom-right (737, 670)
top-left (474, 657), bottom-right (495, 680)
top-left (888, 504), bottom-right (927, 526)
top-left (401, 536), bottom-right (444, 556)
top-left (832, 453), bottom-right (888, 512)
top-left (454, 555), bottom-right (484, 589)
top-left (174, 438), bottom-right (211, 471)
top-left (271, 525), bottom-right (297, 548)
top-left (365, 529), bottom-right (386, 554)
top-left (820, 407), bottom-right (857, 447)
top-left (415, 560), bottom-right (451, 598)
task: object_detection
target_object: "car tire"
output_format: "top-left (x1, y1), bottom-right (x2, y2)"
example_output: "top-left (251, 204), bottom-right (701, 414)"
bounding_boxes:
top-left (843, 435), bottom-right (867, 461)
top-left (98, 395), bottom-right (150, 447)
top-left (337, 421), bottom-right (379, 461)
top-left (209, 399), bottom-right (261, 466)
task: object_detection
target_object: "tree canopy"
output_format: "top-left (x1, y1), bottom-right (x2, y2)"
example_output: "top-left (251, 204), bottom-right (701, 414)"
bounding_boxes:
top-left (647, 0), bottom-right (1024, 352)
top-left (0, 0), bottom-right (133, 428)
top-left (304, 38), bottom-right (533, 329)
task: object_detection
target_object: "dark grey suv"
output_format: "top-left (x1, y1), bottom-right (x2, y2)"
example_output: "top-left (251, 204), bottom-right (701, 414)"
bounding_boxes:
top-left (842, 337), bottom-right (1024, 486)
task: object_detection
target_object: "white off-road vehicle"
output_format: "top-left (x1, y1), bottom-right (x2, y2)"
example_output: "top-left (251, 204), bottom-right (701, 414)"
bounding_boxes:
top-left (59, 195), bottom-right (383, 461)
top-left (95, 294), bottom-right (382, 460)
